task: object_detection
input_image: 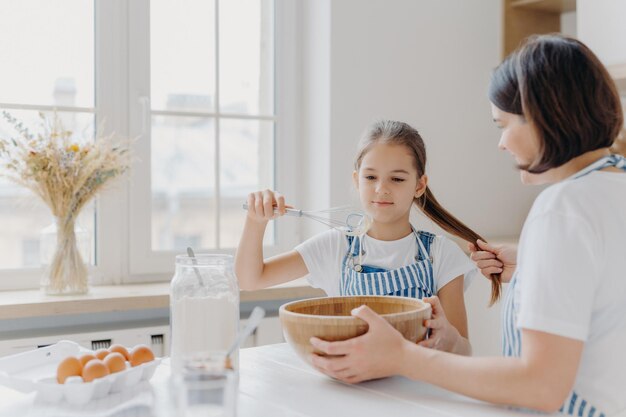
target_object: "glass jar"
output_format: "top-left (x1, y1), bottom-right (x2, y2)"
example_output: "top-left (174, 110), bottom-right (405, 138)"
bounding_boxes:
top-left (172, 351), bottom-right (237, 417)
top-left (170, 254), bottom-right (239, 374)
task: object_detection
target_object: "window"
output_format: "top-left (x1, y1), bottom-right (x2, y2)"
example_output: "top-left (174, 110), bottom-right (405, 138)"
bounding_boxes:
top-left (0, 1), bottom-right (96, 289)
top-left (0, 0), bottom-right (298, 288)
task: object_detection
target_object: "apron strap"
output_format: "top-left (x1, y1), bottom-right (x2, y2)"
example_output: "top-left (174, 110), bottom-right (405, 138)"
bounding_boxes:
top-left (414, 229), bottom-right (433, 262)
top-left (569, 154), bottom-right (626, 180)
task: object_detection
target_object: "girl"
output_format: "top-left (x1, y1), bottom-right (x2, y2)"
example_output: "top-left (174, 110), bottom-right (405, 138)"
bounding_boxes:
top-left (310, 35), bottom-right (626, 417)
top-left (235, 120), bottom-right (496, 355)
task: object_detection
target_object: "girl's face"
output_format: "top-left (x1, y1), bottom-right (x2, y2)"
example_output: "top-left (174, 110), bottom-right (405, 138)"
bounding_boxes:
top-left (353, 143), bottom-right (427, 225)
top-left (491, 103), bottom-right (543, 185)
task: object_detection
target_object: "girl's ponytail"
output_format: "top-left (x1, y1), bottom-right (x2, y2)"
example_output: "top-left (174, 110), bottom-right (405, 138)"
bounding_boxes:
top-left (417, 187), bottom-right (502, 305)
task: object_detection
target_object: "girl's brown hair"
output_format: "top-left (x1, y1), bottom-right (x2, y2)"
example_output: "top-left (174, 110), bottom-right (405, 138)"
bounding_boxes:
top-left (355, 120), bottom-right (502, 305)
top-left (489, 34), bottom-right (624, 173)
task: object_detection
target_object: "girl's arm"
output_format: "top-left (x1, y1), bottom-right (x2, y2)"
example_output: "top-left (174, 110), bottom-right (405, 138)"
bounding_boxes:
top-left (311, 306), bottom-right (583, 413)
top-left (235, 190), bottom-right (309, 290)
top-left (419, 276), bottom-right (471, 355)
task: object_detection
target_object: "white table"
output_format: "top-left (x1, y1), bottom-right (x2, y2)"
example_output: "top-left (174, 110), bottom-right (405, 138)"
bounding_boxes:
top-left (0, 343), bottom-right (540, 417)
top-left (236, 344), bottom-right (538, 417)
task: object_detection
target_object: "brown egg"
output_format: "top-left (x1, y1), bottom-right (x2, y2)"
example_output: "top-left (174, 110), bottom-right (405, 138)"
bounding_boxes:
top-left (104, 352), bottom-right (126, 374)
top-left (129, 345), bottom-right (155, 367)
top-left (82, 359), bottom-right (110, 382)
top-left (94, 348), bottom-right (109, 360)
top-left (78, 353), bottom-right (97, 368)
top-left (57, 356), bottom-right (82, 384)
top-left (108, 344), bottom-right (130, 361)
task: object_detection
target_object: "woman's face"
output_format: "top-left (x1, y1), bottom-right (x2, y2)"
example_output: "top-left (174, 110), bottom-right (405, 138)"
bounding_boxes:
top-left (353, 143), bottom-right (427, 225)
top-left (491, 103), bottom-right (543, 185)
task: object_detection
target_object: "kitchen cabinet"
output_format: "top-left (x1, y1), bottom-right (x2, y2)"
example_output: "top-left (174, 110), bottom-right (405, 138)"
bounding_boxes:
top-left (502, 0), bottom-right (575, 57)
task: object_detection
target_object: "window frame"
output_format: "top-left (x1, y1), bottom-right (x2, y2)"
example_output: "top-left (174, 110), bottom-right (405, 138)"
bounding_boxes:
top-left (126, 0), bottom-right (300, 279)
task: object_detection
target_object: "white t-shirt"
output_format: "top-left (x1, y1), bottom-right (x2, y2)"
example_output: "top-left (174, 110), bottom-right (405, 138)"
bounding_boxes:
top-left (515, 171), bottom-right (626, 415)
top-left (295, 228), bottom-right (476, 296)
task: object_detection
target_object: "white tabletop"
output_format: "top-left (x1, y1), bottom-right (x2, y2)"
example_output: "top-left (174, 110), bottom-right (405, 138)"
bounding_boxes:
top-left (0, 343), bottom-right (539, 417)
top-left (236, 344), bottom-right (537, 417)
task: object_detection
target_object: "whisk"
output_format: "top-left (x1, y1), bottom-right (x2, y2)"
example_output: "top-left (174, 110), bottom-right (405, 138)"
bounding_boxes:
top-left (242, 204), bottom-right (372, 236)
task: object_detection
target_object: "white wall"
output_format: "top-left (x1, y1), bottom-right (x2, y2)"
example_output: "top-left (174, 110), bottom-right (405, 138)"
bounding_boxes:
top-left (577, 0), bottom-right (626, 66)
top-left (303, 0), bottom-right (539, 239)
top-left (298, 0), bottom-right (541, 356)
top-left (300, 0), bottom-right (332, 239)
top-left (561, 11), bottom-right (577, 38)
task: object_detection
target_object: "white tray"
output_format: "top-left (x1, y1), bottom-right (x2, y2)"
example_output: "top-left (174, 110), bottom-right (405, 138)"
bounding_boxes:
top-left (0, 340), bottom-right (161, 405)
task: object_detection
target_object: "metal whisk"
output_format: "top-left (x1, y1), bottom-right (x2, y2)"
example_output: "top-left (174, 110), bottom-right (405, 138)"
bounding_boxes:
top-left (242, 204), bottom-right (372, 236)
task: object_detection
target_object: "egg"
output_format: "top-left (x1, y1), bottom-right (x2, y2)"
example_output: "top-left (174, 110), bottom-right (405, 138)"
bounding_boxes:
top-left (104, 352), bottom-right (126, 374)
top-left (129, 344), bottom-right (155, 367)
top-left (82, 359), bottom-right (110, 382)
top-left (78, 353), bottom-right (97, 368)
top-left (94, 348), bottom-right (109, 360)
top-left (57, 356), bottom-right (82, 384)
top-left (108, 344), bottom-right (130, 361)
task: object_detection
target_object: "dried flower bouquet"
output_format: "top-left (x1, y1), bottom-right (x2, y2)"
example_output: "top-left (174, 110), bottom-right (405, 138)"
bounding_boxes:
top-left (0, 111), bottom-right (129, 294)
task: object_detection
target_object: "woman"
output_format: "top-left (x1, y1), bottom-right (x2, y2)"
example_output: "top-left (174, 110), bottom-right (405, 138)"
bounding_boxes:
top-left (309, 34), bottom-right (626, 417)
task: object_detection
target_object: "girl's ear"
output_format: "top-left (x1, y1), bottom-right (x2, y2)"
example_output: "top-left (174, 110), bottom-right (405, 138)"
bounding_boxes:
top-left (352, 170), bottom-right (359, 189)
top-left (415, 174), bottom-right (428, 198)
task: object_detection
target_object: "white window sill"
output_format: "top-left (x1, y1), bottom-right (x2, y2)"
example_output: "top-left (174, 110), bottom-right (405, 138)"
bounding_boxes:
top-left (0, 279), bottom-right (324, 320)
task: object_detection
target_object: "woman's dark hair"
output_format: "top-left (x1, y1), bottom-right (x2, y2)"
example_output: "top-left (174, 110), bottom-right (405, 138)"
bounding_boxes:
top-left (489, 34), bottom-right (624, 173)
top-left (355, 120), bottom-right (502, 305)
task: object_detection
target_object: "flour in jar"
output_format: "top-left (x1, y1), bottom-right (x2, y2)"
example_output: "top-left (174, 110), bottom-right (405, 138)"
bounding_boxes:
top-left (170, 295), bottom-right (238, 373)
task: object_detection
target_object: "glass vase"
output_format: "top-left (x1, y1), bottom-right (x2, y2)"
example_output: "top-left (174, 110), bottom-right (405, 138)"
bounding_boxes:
top-left (40, 217), bottom-right (91, 295)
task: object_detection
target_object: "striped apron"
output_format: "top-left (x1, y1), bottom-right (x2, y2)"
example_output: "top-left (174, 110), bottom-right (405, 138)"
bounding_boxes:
top-left (502, 154), bottom-right (626, 417)
top-left (340, 229), bottom-right (436, 298)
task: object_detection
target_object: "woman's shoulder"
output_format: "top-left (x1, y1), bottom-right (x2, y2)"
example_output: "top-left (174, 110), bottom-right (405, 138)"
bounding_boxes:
top-left (531, 172), bottom-right (624, 218)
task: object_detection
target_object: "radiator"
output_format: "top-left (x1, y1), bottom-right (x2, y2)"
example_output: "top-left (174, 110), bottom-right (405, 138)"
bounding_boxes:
top-left (0, 316), bottom-right (284, 358)
top-left (0, 324), bottom-right (169, 357)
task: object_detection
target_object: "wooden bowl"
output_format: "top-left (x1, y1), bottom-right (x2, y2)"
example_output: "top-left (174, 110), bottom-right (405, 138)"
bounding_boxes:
top-left (279, 296), bottom-right (431, 366)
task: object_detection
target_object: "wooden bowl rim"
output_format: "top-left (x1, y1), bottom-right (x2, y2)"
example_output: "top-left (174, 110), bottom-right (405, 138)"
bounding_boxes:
top-left (279, 295), bottom-right (431, 321)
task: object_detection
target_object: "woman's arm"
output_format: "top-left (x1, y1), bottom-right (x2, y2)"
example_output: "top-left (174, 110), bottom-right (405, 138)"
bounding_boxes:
top-left (235, 190), bottom-right (309, 290)
top-left (407, 328), bottom-right (581, 412)
top-left (418, 276), bottom-right (471, 355)
top-left (311, 306), bottom-right (582, 413)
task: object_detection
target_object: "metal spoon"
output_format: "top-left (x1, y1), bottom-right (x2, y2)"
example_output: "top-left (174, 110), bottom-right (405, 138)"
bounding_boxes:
top-left (186, 247), bottom-right (205, 288)
top-left (224, 306), bottom-right (266, 368)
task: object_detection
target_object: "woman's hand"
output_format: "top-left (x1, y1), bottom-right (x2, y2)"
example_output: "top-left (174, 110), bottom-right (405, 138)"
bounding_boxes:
top-left (309, 305), bottom-right (408, 384)
top-left (418, 296), bottom-right (467, 354)
top-left (468, 239), bottom-right (517, 284)
top-left (245, 189), bottom-right (288, 223)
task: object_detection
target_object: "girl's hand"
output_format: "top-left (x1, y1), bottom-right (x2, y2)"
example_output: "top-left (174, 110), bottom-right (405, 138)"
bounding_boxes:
top-left (245, 189), bottom-right (288, 223)
top-left (418, 296), bottom-right (462, 352)
top-left (309, 305), bottom-right (407, 384)
top-left (468, 239), bottom-right (517, 284)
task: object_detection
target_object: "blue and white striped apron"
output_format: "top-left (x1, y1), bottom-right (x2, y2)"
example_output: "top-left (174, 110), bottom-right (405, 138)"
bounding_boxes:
top-left (340, 229), bottom-right (436, 298)
top-left (503, 154), bottom-right (626, 417)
